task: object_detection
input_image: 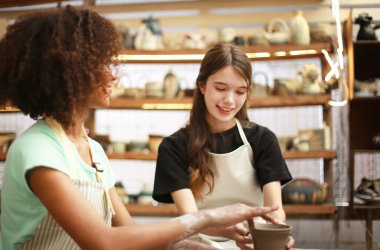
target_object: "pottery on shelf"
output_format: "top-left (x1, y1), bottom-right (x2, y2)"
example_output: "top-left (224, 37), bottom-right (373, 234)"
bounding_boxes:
top-left (282, 178), bottom-right (328, 204)
top-left (264, 18), bottom-right (290, 44)
top-left (163, 70), bottom-right (180, 98)
top-left (290, 10), bottom-right (310, 45)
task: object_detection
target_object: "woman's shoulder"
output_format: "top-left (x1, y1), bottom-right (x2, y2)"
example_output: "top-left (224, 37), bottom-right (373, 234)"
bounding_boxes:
top-left (158, 127), bottom-right (189, 157)
top-left (243, 121), bottom-right (276, 138)
top-left (10, 120), bottom-right (57, 150)
top-left (163, 127), bottom-right (188, 144)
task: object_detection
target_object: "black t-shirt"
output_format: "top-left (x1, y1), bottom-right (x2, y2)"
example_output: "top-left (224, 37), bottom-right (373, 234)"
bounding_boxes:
top-left (153, 121), bottom-right (292, 203)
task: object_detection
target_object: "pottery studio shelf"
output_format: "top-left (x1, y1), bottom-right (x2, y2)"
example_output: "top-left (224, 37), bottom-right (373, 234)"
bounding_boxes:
top-left (125, 203), bottom-right (337, 217)
top-left (115, 42), bottom-right (332, 63)
top-left (106, 95), bottom-right (331, 110)
top-left (0, 106), bottom-right (20, 113)
top-left (0, 143), bottom-right (336, 163)
top-left (106, 150), bottom-right (335, 161)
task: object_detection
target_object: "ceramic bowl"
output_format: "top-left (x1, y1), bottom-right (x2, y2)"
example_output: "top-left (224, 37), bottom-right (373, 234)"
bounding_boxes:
top-left (282, 178), bottom-right (328, 204)
top-left (251, 223), bottom-right (292, 250)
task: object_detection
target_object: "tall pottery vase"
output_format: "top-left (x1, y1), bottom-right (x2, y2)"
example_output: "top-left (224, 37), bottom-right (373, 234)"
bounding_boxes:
top-left (290, 10), bottom-right (310, 45)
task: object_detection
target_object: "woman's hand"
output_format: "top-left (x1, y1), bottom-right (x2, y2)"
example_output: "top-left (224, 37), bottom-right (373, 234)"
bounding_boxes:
top-left (231, 223), bottom-right (252, 248)
top-left (286, 234), bottom-right (295, 250)
top-left (204, 203), bottom-right (278, 229)
top-left (248, 217), bottom-right (295, 250)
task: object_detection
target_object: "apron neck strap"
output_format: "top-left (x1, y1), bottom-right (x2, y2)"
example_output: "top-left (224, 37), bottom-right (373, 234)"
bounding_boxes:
top-left (45, 117), bottom-right (78, 179)
top-left (235, 118), bottom-right (249, 145)
top-left (45, 117), bottom-right (115, 216)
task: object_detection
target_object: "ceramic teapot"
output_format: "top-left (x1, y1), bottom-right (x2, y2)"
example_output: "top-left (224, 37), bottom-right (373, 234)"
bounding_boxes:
top-left (354, 12), bottom-right (380, 41)
top-left (265, 18), bottom-right (290, 44)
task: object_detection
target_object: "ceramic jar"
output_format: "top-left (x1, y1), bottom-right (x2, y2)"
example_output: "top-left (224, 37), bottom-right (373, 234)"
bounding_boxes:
top-left (290, 10), bottom-right (310, 45)
top-left (163, 70), bottom-right (180, 98)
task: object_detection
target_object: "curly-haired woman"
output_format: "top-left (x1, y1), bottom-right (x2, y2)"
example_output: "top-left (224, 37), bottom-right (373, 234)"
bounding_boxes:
top-left (0, 6), bottom-right (279, 250)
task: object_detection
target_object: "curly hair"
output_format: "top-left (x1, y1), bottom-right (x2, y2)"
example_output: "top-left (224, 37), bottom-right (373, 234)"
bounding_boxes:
top-left (0, 6), bottom-right (122, 128)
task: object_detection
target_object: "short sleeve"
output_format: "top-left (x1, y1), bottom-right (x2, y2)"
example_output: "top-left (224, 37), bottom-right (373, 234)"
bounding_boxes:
top-left (251, 127), bottom-right (292, 188)
top-left (153, 134), bottom-right (190, 203)
top-left (7, 123), bottom-right (70, 193)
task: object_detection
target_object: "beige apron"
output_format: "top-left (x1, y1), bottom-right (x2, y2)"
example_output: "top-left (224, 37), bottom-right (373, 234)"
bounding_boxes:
top-left (17, 118), bottom-right (114, 250)
top-left (194, 119), bottom-right (264, 250)
top-left (198, 119), bottom-right (263, 209)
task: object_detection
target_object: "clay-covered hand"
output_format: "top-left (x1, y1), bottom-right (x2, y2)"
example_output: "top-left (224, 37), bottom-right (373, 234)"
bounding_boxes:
top-left (205, 203), bottom-right (278, 229)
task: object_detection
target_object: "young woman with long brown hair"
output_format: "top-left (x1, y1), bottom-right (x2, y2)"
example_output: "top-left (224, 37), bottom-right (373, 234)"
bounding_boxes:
top-left (153, 43), bottom-right (294, 249)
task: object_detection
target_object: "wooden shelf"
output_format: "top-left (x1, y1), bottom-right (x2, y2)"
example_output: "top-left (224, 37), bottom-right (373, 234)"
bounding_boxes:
top-left (106, 150), bottom-right (335, 161)
top-left (107, 151), bottom-right (157, 161)
top-left (282, 150), bottom-right (336, 160)
top-left (248, 95), bottom-right (330, 108)
top-left (352, 204), bottom-right (380, 210)
top-left (105, 95), bottom-right (330, 110)
top-left (124, 203), bottom-right (336, 217)
top-left (0, 152), bottom-right (6, 161)
top-left (126, 203), bottom-right (178, 217)
top-left (284, 204), bottom-right (336, 215)
top-left (1, 150), bottom-right (336, 162)
top-left (115, 42), bottom-right (332, 63)
top-left (0, 106), bottom-right (20, 113)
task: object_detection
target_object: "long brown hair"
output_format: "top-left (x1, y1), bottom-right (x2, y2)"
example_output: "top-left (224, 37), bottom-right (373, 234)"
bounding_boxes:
top-left (187, 43), bottom-right (252, 200)
top-left (0, 6), bottom-right (122, 128)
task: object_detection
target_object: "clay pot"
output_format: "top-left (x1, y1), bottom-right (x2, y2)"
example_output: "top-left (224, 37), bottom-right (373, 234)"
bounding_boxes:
top-left (251, 223), bottom-right (292, 250)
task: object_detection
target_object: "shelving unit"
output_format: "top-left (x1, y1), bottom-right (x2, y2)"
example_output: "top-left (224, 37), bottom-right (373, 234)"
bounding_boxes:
top-left (106, 95), bottom-right (331, 110)
top-left (92, 42), bottom-right (339, 220)
top-left (106, 150), bottom-right (336, 161)
top-left (115, 42), bottom-right (332, 63)
top-left (0, 43), bottom-right (337, 218)
top-left (346, 24), bottom-right (380, 247)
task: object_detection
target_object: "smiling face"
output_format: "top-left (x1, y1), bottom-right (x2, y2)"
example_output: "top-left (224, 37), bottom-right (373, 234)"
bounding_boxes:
top-left (199, 65), bottom-right (248, 133)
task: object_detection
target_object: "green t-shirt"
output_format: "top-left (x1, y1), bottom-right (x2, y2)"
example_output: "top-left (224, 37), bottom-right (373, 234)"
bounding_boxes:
top-left (0, 119), bottom-right (115, 250)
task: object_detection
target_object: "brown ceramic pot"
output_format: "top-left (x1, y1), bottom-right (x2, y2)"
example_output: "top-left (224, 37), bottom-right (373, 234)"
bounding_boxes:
top-left (251, 223), bottom-right (292, 250)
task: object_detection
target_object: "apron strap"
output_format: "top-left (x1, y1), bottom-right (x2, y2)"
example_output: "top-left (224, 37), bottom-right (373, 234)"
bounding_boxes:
top-left (46, 117), bottom-right (115, 217)
top-left (235, 118), bottom-right (249, 145)
top-left (83, 128), bottom-right (116, 217)
top-left (45, 117), bottom-right (78, 179)
top-left (235, 118), bottom-right (254, 166)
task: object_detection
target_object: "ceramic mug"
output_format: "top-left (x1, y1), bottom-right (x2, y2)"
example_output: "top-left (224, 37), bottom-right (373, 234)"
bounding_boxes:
top-left (251, 223), bottom-right (292, 250)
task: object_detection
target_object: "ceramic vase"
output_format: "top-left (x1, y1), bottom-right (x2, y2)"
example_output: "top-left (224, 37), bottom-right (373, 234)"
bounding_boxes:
top-left (290, 10), bottom-right (310, 45)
